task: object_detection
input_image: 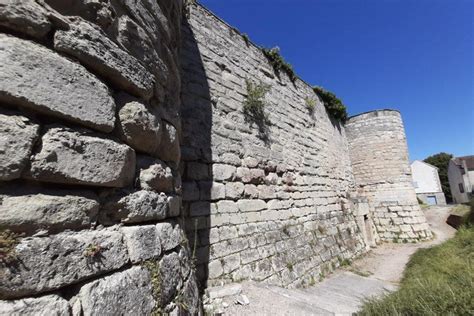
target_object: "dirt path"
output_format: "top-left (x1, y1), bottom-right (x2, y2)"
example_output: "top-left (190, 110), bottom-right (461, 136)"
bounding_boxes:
top-left (217, 205), bottom-right (456, 315)
top-left (350, 205), bottom-right (456, 283)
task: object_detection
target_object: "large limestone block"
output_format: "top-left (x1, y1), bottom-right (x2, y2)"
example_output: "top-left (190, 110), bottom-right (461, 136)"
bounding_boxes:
top-left (156, 221), bottom-right (183, 252)
top-left (117, 94), bottom-right (163, 156)
top-left (0, 34), bottom-right (115, 132)
top-left (0, 0), bottom-right (52, 39)
top-left (74, 267), bottom-right (155, 316)
top-left (115, 15), bottom-right (168, 91)
top-left (0, 228), bottom-right (129, 299)
top-left (29, 127), bottom-right (135, 187)
top-left (158, 122), bottom-right (180, 163)
top-left (0, 190), bottom-right (99, 236)
top-left (121, 225), bottom-right (162, 263)
top-left (0, 112), bottom-right (39, 180)
top-left (159, 252), bottom-right (182, 306)
top-left (0, 294), bottom-right (70, 316)
top-left (100, 190), bottom-right (169, 224)
top-left (137, 156), bottom-right (174, 193)
top-left (54, 18), bottom-right (155, 99)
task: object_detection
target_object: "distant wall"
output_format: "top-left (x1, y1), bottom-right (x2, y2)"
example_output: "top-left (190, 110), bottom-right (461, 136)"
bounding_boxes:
top-left (346, 110), bottom-right (432, 241)
top-left (0, 0), bottom-right (199, 314)
top-left (180, 4), bottom-right (366, 288)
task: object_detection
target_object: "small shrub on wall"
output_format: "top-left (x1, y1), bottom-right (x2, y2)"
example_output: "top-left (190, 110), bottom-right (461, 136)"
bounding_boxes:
top-left (243, 79), bottom-right (270, 119)
top-left (305, 97), bottom-right (316, 113)
top-left (312, 86), bottom-right (348, 123)
top-left (262, 47), bottom-right (297, 83)
top-left (243, 79), bottom-right (271, 141)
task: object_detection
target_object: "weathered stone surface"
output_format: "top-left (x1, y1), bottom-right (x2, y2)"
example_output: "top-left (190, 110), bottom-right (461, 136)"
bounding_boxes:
top-left (0, 294), bottom-right (70, 316)
top-left (75, 267), bottom-right (155, 316)
top-left (0, 112), bottom-right (39, 181)
top-left (213, 164), bottom-right (236, 181)
top-left (216, 200), bottom-right (239, 213)
top-left (199, 181), bottom-right (226, 201)
top-left (159, 252), bottom-right (182, 305)
top-left (186, 162), bottom-right (210, 180)
top-left (158, 122), bottom-right (180, 163)
top-left (100, 190), bottom-right (168, 224)
top-left (117, 95), bottom-right (163, 156)
top-left (167, 195), bottom-right (181, 217)
top-left (138, 156), bottom-right (174, 193)
top-left (237, 199), bottom-right (267, 212)
top-left (0, 191), bottom-right (99, 236)
top-left (182, 181), bottom-right (199, 201)
top-left (156, 221), bottom-right (183, 252)
top-left (54, 18), bottom-right (155, 99)
top-left (121, 225), bottom-right (161, 263)
top-left (0, 228), bottom-right (128, 299)
top-left (0, 0), bottom-right (52, 39)
top-left (181, 273), bottom-right (200, 314)
top-left (208, 259), bottom-right (224, 279)
top-left (115, 15), bottom-right (168, 92)
top-left (29, 127), bottom-right (135, 187)
top-left (0, 34), bottom-right (115, 132)
top-left (225, 182), bottom-right (245, 199)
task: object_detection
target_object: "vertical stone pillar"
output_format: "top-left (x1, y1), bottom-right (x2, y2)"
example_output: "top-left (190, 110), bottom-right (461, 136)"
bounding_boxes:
top-left (345, 110), bottom-right (432, 241)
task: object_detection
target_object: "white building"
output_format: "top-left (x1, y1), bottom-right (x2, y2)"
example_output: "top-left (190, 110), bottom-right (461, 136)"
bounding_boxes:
top-left (448, 156), bottom-right (474, 204)
top-left (410, 160), bottom-right (446, 205)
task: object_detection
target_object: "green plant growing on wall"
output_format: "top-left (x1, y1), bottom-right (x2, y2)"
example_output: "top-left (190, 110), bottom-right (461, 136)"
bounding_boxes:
top-left (262, 47), bottom-right (297, 83)
top-left (144, 260), bottom-right (163, 315)
top-left (242, 33), bottom-right (250, 46)
top-left (83, 243), bottom-right (102, 258)
top-left (243, 79), bottom-right (271, 141)
top-left (0, 229), bottom-right (22, 265)
top-left (312, 86), bottom-right (348, 123)
top-left (305, 97), bottom-right (316, 113)
top-left (286, 262), bottom-right (294, 272)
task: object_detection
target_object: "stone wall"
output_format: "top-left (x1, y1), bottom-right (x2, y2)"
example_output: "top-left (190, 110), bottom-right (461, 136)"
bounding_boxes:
top-left (0, 1), bottom-right (433, 313)
top-left (180, 4), bottom-right (366, 289)
top-left (0, 0), bottom-right (199, 314)
top-left (345, 110), bottom-right (432, 241)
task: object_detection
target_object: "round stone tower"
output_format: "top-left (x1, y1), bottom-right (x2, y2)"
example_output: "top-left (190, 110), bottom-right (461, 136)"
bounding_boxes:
top-left (345, 110), bottom-right (432, 241)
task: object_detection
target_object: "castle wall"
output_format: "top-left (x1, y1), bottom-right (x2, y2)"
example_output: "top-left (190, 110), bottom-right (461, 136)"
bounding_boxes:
top-left (345, 110), bottom-right (432, 241)
top-left (0, 1), bottom-right (199, 314)
top-left (180, 4), bottom-right (366, 288)
top-left (0, 1), bottom-right (434, 313)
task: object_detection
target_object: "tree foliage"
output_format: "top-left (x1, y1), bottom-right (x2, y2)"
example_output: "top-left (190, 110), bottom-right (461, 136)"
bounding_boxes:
top-left (424, 152), bottom-right (453, 203)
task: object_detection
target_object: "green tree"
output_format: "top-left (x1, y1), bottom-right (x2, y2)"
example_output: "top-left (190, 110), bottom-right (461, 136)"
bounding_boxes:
top-left (424, 152), bottom-right (453, 203)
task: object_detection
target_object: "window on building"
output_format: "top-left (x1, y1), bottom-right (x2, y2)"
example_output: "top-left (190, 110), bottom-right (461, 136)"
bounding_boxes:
top-left (413, 181), bottom-right (418, 188)
top-left (459, 183), bottom-right (465, 193)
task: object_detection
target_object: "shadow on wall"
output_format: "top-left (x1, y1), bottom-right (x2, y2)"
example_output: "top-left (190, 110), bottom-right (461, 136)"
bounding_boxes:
top-left (180, 18), bottom-right (212, 290)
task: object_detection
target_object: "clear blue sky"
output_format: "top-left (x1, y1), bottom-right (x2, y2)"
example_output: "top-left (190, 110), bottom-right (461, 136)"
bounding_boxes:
top-left (199, 0), bottom-right (474, 161)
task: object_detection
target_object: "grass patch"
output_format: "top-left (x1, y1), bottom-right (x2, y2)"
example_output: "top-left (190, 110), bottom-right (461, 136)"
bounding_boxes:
top-left (358, 226), bottom-right (474, 315)
top-left (450, 203), bottom-right (470, 217)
